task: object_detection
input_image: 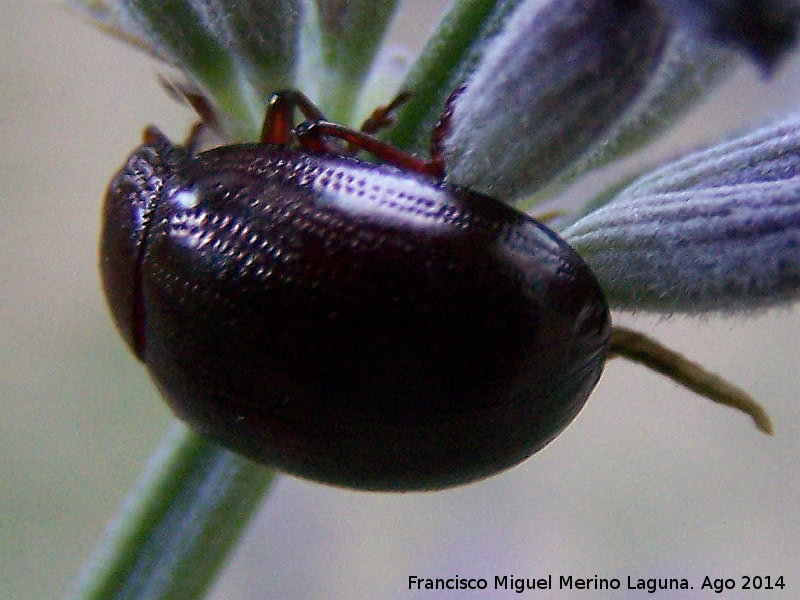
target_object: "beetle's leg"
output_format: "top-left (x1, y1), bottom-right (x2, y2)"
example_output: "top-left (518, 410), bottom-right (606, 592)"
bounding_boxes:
top-left (260, 91), bottom-right (301, 145)
top-left (182, 122), bottom-right (207, 153)
top-left (272, 89), bottom-right (412, 138)
top-left (262, 88), bottom-right (443, 177)
top-left (357, 91), bottom-right (413, 136)
top-left (156, 77), bottom-right (220, 153)
top-left (296, 120), bottom-right (445, 178)
top-left (160, 76), bottom-right (221, 135)
top-left (608, 326), bottom-right (773, 435)
top-left (261, 89), bottom-right (338, 146)
top-left (428, 84), bottom-right (466, 177)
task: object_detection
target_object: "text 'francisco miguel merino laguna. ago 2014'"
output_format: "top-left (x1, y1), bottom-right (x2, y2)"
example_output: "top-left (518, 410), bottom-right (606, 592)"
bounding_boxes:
top-left (407, 574), bottom-right (784, 594)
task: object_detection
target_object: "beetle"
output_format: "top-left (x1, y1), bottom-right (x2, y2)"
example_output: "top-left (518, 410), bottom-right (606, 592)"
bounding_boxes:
top-left (100, 89), bottom-right (613, 490)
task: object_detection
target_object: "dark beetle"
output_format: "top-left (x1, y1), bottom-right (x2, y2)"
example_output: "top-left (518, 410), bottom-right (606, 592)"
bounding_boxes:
top-left (100, 90), bottom-right (610, 491)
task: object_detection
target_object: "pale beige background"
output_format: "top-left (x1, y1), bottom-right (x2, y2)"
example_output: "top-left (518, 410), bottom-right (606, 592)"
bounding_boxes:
top-left (1, 2), bottom-right (799, 599)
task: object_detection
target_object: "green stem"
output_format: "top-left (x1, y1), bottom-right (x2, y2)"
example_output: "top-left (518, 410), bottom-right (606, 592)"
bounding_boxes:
top-left (384, 0), bottom-right (520, 153)
top-left (64, 422), bottom-right (275, 600)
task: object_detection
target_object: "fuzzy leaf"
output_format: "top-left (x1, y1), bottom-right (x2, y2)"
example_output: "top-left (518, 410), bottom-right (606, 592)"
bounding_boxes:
top-left (188, 0), bottom-right (301, 99)
top-left (564, 117), bottom-right (800, 312)
top-left (297, 0), bottom-right (400, 121)
top-left (537, 31), bottom-right (735, 209)
top-left (438, 0), bottom-right (743, 207)
top-left (437, 0), bottom-right (678, 202)
top-left (68, 0), bottom-right (303, 139)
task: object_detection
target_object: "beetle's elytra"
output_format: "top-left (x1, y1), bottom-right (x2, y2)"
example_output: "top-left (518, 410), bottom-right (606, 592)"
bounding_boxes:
top-left (100, 90), bottom-right (610, 490)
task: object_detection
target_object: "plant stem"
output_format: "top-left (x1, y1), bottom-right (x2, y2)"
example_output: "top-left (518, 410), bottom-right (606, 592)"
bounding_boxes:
top-left (609, 326), bottom-right (774, 435)
top-left (64, 421), bottom-right (275, 600)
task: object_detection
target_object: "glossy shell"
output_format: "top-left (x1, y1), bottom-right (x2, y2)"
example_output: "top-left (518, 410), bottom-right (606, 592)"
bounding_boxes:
top-left (101, 132), bottom-right (610, 490)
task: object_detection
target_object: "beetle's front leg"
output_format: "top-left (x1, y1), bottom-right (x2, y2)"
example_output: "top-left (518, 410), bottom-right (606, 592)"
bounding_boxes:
top-left (357, 91), bottom-right (413, 137)
top-left (295, 120), bottom-right (445, 178)
top-left (260, 89), bottom-right (329, 145)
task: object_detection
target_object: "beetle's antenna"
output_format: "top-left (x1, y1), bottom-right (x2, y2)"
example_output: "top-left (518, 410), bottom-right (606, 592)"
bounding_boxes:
top-left (608, 326), bottom-right (774, 435)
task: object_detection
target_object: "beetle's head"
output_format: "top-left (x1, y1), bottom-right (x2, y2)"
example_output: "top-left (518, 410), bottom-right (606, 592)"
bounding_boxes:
top-left (100, 127), bottom-right (186, 358)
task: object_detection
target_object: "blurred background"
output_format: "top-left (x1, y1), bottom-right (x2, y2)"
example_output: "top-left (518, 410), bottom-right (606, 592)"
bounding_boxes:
top-left (2, 1), bottom-right (799, 599)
